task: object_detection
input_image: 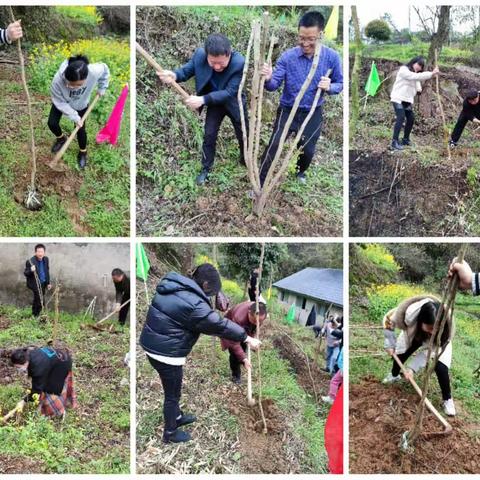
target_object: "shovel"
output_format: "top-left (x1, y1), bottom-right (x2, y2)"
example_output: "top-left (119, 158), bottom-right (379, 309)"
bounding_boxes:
top-left (392, 353), bottom-right (452, 449)
top-left (49, 94), bottom-right (101, 169)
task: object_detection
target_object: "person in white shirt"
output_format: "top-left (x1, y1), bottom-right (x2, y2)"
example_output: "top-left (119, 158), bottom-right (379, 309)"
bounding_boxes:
top-left (390, 56), bottom-right (439, 151)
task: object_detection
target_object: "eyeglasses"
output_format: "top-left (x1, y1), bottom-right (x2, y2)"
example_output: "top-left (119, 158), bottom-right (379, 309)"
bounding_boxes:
top-left (298, 35), bottom-right (322, 44)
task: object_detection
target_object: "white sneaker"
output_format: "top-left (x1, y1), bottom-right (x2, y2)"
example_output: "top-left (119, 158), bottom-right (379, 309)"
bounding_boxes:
top-left (321, 395), bottom-right (334, 404)
top-left (443, 398), bottom-right (456, 416)
top-left (382, 373), bottom-right (401, 384)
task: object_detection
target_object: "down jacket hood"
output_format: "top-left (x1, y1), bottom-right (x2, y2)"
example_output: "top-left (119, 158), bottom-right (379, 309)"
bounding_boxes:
top-left (140, 272), bottom-right (247, 359)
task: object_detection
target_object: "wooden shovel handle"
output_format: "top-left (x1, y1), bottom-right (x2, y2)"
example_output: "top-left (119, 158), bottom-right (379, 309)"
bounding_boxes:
top-left (95, 298), bottom-right (131, 326)
top-left (136, 42), bottom-right (190, 100)
top-left (53, 94), bottom-right (100, 163)
top-left (246, 344), bottom-right (253, 403)
top-left (392, 353), bottom-right (451, 431)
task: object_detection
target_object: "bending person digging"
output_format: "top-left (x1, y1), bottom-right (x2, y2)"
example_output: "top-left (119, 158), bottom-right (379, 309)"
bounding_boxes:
top-left (449, 90), bottom-right (480, 147)
top-left (1, 19), bottom-right (22, 46)
top-left (259, 11), bottom-right (343, 186)
top-left (10, 346), bottom-right (77, 419)
top-left (382, 296), bottom-right (456, 416)
top-left (157, 34), bottom-right (247, 186)
top-left (49, 54), bottom-right (110, 169)
top-left (140, 263), bottom-right (261, 443)
top-left (112, 268), bottom-right (130, 328)
top-left (221, 300), bottom-right (267, 384)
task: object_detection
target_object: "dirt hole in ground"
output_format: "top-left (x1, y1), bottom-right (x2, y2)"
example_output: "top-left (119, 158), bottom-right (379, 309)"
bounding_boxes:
top-left (350, 377), bottom-right (480, 474)
top-left (228, 390), bottom-right (293, 473)
top-left (349, 150), bottom-right (469, 236)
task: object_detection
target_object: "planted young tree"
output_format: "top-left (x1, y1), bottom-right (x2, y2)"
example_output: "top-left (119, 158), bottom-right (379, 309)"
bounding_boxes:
top-left (238, 12), bottom-right (327, 217)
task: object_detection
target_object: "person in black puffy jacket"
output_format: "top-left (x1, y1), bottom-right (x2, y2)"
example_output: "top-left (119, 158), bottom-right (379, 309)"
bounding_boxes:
top-left (140, 263), bottom-right (262, 444)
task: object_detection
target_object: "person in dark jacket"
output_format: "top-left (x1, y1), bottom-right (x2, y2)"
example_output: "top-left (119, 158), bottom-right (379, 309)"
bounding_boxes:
top-left (221, 301), bottom-right (267, 384)
top-left (157, 34), bottom-right (247, 185)
top-left (24, 244), bottom-right (51, 319)
top-left (10, 346), bottom-right (76, 417)
top-left (247, 267), bottom-right (261, 302)
top-left (140, 263), bottom-right (261, 443)
top-left (112, 268), bottom-right (130, 326)
top-left (449, 90), bottom-right (480, 146)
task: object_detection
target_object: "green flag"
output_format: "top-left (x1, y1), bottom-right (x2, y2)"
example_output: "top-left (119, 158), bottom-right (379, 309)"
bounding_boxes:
top-left (136, 243), bottom-right (150, 281)
top-left (365, 61), bottom-right (381, 97)
top-left (285, 304), bottom-right (296, 324)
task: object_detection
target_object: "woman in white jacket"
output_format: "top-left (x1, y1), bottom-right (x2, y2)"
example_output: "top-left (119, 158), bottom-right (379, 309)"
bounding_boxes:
top-left (390, 56), bottom-right (439, 151)
top-left (382, 295), bottom-right (456, 416)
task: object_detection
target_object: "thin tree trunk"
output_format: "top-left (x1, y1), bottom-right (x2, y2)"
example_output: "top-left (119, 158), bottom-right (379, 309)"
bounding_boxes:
top-left (350, 6), bottom-right (362, 142)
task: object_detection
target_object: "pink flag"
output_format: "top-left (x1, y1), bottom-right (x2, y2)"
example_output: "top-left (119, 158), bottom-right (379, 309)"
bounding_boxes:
top-left (96, 84), bottom-right (129, 146)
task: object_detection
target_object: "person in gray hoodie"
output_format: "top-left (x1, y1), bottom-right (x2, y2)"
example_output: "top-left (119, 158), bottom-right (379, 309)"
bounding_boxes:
top-left (48, 55), bottom-right (110, 169)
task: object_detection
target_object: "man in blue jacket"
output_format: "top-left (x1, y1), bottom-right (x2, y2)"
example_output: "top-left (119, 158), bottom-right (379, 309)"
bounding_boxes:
top-left (158, 34), bottom-right (247, 185)
top-left (140, 263), bottom-right (261, 443)
top-left (24, 244), bottom-right (52, 319)
top-left (260, 11), bottom-right (343, 185)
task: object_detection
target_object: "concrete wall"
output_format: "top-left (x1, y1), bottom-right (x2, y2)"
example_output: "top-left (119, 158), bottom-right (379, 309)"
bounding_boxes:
top-left (0, 243), bottom-right (130, 318)
top-left (277, 289), bottom-right (343, 326)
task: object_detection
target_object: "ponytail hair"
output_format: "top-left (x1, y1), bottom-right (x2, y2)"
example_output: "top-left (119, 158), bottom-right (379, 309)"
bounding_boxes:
top-left (65, 54), bottom-right (89, 82)
top-left (11, 348), bottom-right (29, 365)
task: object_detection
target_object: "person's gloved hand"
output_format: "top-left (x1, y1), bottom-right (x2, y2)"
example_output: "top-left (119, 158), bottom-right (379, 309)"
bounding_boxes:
top-left (245, 335), bottom-right (261, 350)
top-left (15, 399), bottom-right (26, 413)
top-left (243, 358), bottom-right (252, 370)
top-left (157, 69), bottom-right (176, 84)
top-left (30, 265), bottom-right (36, 272)
top-left (115, 303), bottom-right (122, 312)
top-left (403, 368), bottom-right (414, 382)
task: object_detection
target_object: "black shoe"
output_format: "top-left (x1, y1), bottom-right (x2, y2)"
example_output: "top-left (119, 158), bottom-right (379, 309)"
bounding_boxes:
top-left (391, 140), bottom-right (403, 151)
top-left (449, 140), bottom-right (458, 148)
top-left (176, 413), bottom-right (196, 428)
top-left (163, 428), bottom-right (192, 443)
top-left (401, 138), bottom-right (412, 146)
top-left (77, 151), bottom-right (88, 169)
top-left (51, 135), bottom-right (67, 154)
top-left (232, 375), bottom-right (242, 385)
top-left (196, 169), bottom-right (209, 186)
top-left (296, 172), bottom-right (307, 184)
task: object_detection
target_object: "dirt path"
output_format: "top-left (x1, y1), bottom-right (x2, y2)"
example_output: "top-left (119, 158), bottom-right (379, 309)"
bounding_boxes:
top-left (350, 377), bottom-right (480, 474)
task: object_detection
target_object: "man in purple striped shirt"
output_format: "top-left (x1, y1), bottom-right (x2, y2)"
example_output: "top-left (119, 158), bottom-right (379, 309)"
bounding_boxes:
top-left (259, 11), bottom-right (343, 185)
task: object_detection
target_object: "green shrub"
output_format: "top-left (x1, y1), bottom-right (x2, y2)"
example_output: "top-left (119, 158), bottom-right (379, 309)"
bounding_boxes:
top-left (362, 244), bottom-right (400, 273)
top-left (221, 279), bottom-right (244, 304)
top-left (366, 283), bottom-right (426, 322)
top-left (55, 6), bottom-right (102, 25)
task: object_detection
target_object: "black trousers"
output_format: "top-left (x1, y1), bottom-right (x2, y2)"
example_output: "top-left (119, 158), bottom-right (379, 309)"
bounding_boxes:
top-left (147, 356), bottom-right (183, 432)
top-left (392, 101), bottom-right (414, 142)
top-left (48, 104), bottom-right (88, 150)
top-left (119, 294), bottom-right (130, 326)
top-left (229, 343), bottom-right (247, 378)
top-left (202, 103), bottom-right (247, 171)
top-left (451, 111), bottom-right (476, 143)
top-left (259, 105), bottom-right (323, 186)
top-left (30, 282), bottom-right (47, 317)
top-left (391, 339), bottom-right (452, 400)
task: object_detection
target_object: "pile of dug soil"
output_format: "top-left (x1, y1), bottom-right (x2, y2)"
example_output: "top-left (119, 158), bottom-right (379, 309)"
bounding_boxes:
top-left (350, 377), bottom-right (480, 474)
top-left (349, 150), bottom-right (469, 237)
